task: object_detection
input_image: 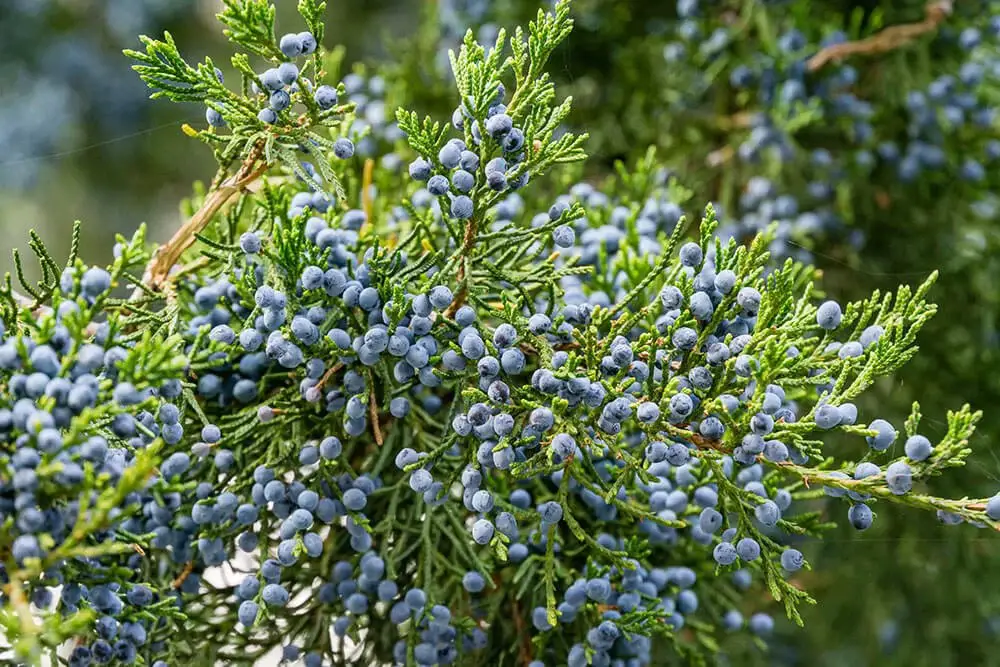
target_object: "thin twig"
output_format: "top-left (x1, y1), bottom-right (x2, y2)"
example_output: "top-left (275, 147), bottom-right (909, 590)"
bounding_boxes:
top-left (360, 158), bottom-right (374, 237)
top-left (806, 1), bottom-right (952, 72)
top-left (443, 217), bottom-right (479, 318)
top-left (511, 597), bottom-right (534, 664)
top-left (316, 362), bottom-right (345, 391)
top-left (141, 143), bottom-right (268, 292)
top-left (706, 145), bottom-right (735, 168)
top-left (369, 389), bottom-right (383, 446)
top-left (172, 561), bottom-right (195, 589)
top-left (443, 286), bottom-right (467, 319)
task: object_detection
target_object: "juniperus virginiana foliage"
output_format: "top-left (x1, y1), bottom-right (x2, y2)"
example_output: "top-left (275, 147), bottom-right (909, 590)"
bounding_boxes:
top-left (0, 2), bottom-right (995, 666)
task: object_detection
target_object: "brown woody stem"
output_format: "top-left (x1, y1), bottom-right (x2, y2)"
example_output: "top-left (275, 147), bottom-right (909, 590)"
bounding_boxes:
top-left (443, 217), bottom-right (479, 318)
top-left (141, 143), bottom-right (268, 292)
top-left (369, 388), bottom-right (384, 446)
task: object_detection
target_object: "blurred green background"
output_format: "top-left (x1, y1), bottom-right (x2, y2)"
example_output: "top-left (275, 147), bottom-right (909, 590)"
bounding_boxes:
top-left (4, 1), bottom-right (1000, 665)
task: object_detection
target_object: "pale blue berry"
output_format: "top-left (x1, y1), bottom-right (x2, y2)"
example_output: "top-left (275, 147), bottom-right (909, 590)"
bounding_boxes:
top-left (816, 300), bottom-right (843, 330)
top-left (279, 33), bottom-right (303, 58)
top-left (679, 242), bottom-right (703, 267)
top-left (736, 537), bottom-right (760, 561)
top-left (334, 138), bottom-right (355, 159)
top-left (866, 419), bottom-right (897, 451)
top-left (713, 542), bottom-right (737, 566)
top-left (904, 435), bottom-right (933, 462)
top-left (780, 548), bottom-right (804, 572)
top-left (451, 195), bottom-right (474, 219)
top-left (848, 503), bottom-right (873, 530)
top-left (886, 461), bottom-right (913, 495)
top-left (315, 85), bottom-right (339, 110)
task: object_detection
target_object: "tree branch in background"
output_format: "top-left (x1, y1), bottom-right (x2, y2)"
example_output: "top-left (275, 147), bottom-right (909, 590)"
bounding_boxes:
top-left (705, 1), bottom-right (953, 166)
top-left (807, 1), bottom-right (953, 72)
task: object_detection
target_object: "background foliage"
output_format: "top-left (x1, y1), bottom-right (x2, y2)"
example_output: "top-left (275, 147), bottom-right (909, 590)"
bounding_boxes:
top-left (2, 1), bottom-right (1000, 665)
